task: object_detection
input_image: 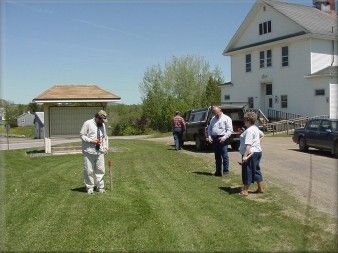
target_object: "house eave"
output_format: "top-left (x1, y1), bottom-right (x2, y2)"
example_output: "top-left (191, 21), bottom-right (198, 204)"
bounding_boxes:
top-left (304, 74), bottom-right (337, 79)
top-left (32, 98), bottom-right (121, 104)
top-left (223, 31), bottom-right (308, 56)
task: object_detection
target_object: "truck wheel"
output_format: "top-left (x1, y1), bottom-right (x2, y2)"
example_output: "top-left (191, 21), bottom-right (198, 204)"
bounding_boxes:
top-left (231, 142), bottom-right (240, 151)
top-left (334, 142), bottom-right (338, 158)
top-left (195, 136), bottom-right (204, 151)
top-left (299, 137), bottom-right (308, 152)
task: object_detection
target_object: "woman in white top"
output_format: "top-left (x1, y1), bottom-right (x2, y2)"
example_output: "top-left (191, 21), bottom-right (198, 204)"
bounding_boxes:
top-left (239, 112), bottom-right (264, 196)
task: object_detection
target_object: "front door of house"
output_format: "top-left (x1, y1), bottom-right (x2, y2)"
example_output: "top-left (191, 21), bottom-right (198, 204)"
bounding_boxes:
top-left (264, 83), bottom-right (273, 114)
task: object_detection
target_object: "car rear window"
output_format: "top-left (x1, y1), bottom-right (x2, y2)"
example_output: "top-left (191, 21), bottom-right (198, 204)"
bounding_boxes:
top-left (189, 110), bottom-right (207, 122)
top-left (222, 110), bottom-right (243, 121)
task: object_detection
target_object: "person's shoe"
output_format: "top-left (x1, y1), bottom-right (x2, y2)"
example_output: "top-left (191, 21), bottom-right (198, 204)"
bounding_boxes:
top-left (223, 172), bottom-right (229, 177)
top-left (98, 189), bottom-right (105, 193)
top-left (87, 189), bottom-right (94, 194)
top-left (214, 172), bottom-right (222, 177)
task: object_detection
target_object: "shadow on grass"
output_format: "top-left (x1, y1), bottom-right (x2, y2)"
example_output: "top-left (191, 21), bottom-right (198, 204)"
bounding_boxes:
top-left (181, 144), bottom-right (213, 153)
top-left (192, 171), bottom-right (214, 176)
top-left (219, 186), bottom-right (242, 195)
top-left (71, 186), bottom-right (87, 193)
top-left (182, 143), bottom-right (238, 153)
top-left (288, 148), bottom-right (336, 159)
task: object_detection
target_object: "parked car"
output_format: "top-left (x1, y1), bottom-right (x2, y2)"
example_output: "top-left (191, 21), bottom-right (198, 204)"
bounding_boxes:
top-left (182, 105), bottom-right (245, 151)
top-left (292, 118), bottom-right (338, 157)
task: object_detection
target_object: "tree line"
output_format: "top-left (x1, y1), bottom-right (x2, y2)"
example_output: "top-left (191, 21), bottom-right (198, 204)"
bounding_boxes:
top-left (2, 55), bottom-right (222, 135)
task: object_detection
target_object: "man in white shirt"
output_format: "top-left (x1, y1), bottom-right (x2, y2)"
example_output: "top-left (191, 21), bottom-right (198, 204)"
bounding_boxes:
top-left (207, 106), bottom-right (233, 176)
top-left (80, 110), bottom-right (109, 194)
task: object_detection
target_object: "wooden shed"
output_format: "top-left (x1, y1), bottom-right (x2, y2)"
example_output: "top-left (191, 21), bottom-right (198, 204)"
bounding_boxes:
top-left (32, 84), bottom-right (120, 152)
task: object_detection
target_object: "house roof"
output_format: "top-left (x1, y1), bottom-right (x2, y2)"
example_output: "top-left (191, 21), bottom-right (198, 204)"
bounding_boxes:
top-left (219, 81), bottom-right (233, 86)
top-left (224, 0), bottom-right (337, 54)
top-left (261, 0), bottom-right (337, 36)
top-left (33, 85), bottom-right (121, 103)
top-left (305, 65), bottom-right (338, 77)
top-left (18, 112), bottom-right (34, 118)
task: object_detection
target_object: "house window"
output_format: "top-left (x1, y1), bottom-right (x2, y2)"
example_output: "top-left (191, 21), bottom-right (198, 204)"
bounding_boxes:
top-left (282, 46), bottom-right (289, 67)
top-left (269, 98), bottom-right (273, 108)
top-left (260, 51), bottom-right (265, 68)
top-left (259, 23), bottom-right (263, 35)
top-left (281, 95), bottom-right (288, 108)
top-left (224, 94), bottom-right (230, 100)
top-left (259, 21), bottom-right (272, 35)
top-left (245, 54), bottom-right (251, 72)
top-left (315, 89), bottom-right (325, 96)
top-left (248, 97), bottom-right (254, 108)
top-left (267, 49), bottom-right (272, 67)
top-left (266, 84), bottom-right (272, 95)
top-left (263, 22), bottom-right (267, 34)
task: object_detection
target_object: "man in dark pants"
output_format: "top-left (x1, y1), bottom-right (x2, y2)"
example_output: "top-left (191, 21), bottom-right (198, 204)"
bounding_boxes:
top-left (207, 106), bottom-right (233, 176)
top-left (171, 111), bottom-right (186, 150)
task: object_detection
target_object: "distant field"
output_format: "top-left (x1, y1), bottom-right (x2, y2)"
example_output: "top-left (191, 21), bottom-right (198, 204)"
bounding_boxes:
top-left (0, 126), bottom-right (35, 138)
top-left (1, 140), bottom-right (337, 252)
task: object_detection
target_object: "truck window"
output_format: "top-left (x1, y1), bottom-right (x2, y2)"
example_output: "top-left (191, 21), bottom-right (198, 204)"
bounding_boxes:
top-left (189, 110), bottom-right (208, 123)
top-left (307, 120), bottom-right (320, 130)
top-left (320, 120), bottom-right (331, 131)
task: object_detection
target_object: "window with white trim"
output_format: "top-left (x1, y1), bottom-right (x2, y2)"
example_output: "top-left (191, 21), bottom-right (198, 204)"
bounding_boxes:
top-left (259, 21), bottom-right (271, 35)
top-left (315, 89), bottom-right (325, 96)
top-left (260, 51), bottom-right (265, 68)
top-left (267, 49), bottom-right (272, 67)
top-left (282, 46), bottom-right (289, 67)
top-left (245, 54), bottom-right (251, 72)
top-left (260, 50), bottom-right (272, 68)
top-left (281, 95), bottom-right (288, 108)
top-left (248, 97), bottom-right (254, 108)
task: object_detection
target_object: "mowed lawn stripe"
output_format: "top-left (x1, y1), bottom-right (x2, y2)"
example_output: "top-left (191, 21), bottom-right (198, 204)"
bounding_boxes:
top-left (3, 140), bottom-right (337, 252)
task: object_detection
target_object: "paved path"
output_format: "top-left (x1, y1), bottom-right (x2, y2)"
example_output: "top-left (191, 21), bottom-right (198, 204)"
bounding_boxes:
top-left (0, 135), bottom-right (150, 150)
top-left (147, 136), bottom-right (338, 217)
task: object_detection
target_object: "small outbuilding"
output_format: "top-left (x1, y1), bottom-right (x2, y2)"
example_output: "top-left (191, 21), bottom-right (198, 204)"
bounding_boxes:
top-left (17, 112), bottom-right (35, 127)
top-left (34, 112), bottom-right (44, 139)
top-left (32, 84), bottom-right (121, 152)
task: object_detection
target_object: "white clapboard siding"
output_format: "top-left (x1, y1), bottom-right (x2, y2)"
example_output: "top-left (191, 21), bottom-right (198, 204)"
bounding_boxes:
top-left (330, 83), bottom-right (338, 119)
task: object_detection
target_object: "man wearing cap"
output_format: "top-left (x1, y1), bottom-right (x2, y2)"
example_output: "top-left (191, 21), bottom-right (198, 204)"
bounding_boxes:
top-left (80, 110), bottom-right (109, 194)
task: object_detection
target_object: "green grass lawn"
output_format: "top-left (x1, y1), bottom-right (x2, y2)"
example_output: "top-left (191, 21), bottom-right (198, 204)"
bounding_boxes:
top-left (1, 140), bottom-right (337, 252)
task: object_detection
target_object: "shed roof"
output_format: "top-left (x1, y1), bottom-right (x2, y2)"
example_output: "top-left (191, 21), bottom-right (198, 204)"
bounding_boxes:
top-left (33, 85), bottom-right (121, 103)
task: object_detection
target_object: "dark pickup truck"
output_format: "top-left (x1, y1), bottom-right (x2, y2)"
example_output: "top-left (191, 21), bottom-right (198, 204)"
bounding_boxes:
top-left (182, 105), bottom-right (245, 151)
top-left (292, 118), bottom-right (338, 157)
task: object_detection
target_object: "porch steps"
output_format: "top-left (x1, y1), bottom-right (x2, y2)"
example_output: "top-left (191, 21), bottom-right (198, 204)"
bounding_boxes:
top-left (265, 115), bottom-right (329, 135)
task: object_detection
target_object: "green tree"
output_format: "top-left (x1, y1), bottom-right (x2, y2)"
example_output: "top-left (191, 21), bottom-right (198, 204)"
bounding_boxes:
top-left (139, 55), bottom-right (223, 131)
top-left (202, 76), bottom-right (222, 107)
top-left (28, 102), bottom-right (43, 113)
top-left (4, 104), bottom-right (27, 127)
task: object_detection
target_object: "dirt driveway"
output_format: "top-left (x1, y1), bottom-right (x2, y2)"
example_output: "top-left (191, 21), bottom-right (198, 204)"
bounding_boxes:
top-left (147, 136), bottom-right (338, 218)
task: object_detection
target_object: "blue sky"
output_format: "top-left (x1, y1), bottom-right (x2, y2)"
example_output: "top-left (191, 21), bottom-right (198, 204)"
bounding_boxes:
top-left (2, 0), bottom-right (310, 105)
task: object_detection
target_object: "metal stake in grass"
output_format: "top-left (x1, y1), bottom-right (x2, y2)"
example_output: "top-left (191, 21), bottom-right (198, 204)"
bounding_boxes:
top-left (108, 159), bottom-right (113, 191)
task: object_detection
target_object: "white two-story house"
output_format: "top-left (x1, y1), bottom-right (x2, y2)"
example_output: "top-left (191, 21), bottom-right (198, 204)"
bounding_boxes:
top-left (221, 0), bottom-right (338, 119)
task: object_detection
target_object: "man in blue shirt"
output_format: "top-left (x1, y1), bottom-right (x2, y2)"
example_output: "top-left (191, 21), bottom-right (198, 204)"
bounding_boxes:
top-left (207, 106), bottom-right (233, 176)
